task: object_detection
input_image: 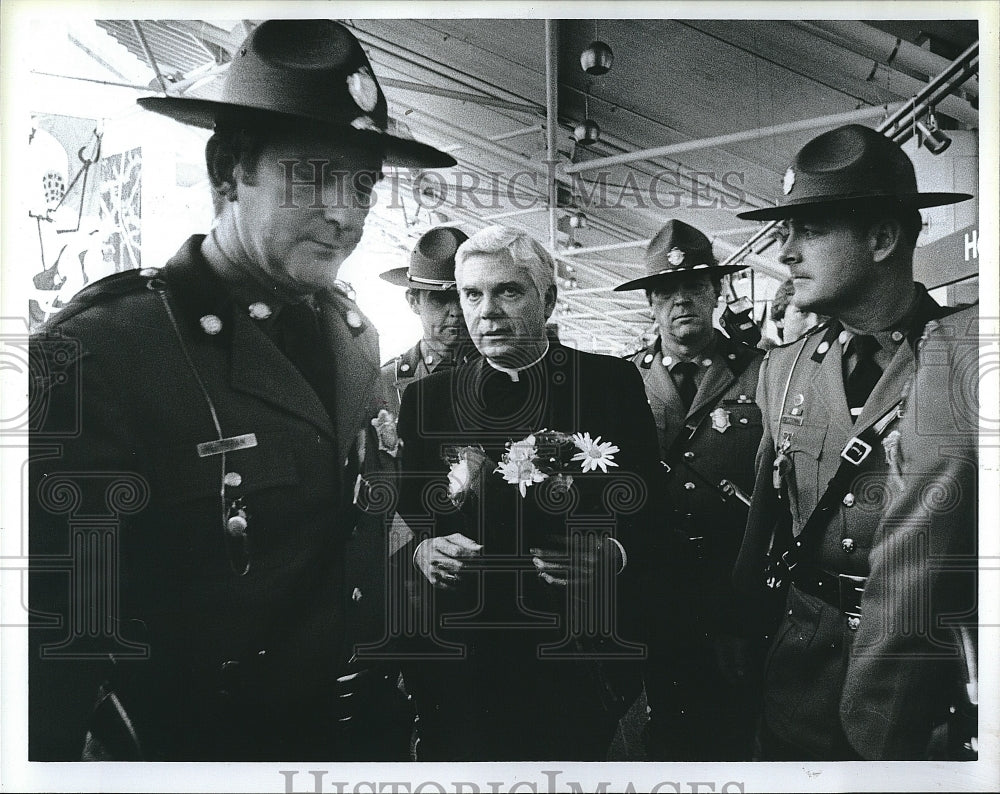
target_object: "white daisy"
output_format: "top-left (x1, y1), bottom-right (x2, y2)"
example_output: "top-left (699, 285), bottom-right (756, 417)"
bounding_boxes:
top-left (571, 432), bottom-right (620, 473)
top-left (506, 434), bottom-right (538, 463)
top-left (496, 458), bottom-right (548, 497)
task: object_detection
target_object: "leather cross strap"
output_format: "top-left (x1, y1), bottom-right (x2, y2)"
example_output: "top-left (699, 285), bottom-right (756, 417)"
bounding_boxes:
top-left (777, 396), bottom-right (903, 576)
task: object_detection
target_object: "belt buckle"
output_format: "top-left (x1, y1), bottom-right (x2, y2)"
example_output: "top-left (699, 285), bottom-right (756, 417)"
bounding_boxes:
top-left (838, 573), bottom-right (867, 630)
top-left (841, 437), bottom-right (873, 466)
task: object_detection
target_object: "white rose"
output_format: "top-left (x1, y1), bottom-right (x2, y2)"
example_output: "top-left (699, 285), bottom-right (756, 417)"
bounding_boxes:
top-left (448, 459), bottom-right (471, 499)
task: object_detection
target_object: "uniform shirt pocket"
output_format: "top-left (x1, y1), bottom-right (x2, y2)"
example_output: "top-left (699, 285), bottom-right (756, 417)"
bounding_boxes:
top-left (721, 401), bottom-right (763, 430)
top-left (149, 429), bottom-right (301, 505)
top-left (783, 423), bottom-right (827, 526)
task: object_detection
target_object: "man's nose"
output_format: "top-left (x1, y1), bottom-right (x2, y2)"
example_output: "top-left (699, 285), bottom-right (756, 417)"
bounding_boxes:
top-left (779, 234), bottom-right (800, 266)
top-left (480, 293), bottom-right (503, 318)
top-left (322, 203), bottom-right (367, 237)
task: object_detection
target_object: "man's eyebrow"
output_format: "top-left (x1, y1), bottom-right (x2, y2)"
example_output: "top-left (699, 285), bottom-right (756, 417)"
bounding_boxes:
top-left (497, 281), bottom-right (524, 291)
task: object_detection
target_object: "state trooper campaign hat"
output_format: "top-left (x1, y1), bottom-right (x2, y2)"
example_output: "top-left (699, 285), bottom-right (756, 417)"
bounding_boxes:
top-left (613, 219), bottom-right (746, 292)
top-left (380, 227), bottom-right (469, 290)
top-left (137, 19), bottom-right (455, 169)
top-left (738, 124), bottom-right (971, 221)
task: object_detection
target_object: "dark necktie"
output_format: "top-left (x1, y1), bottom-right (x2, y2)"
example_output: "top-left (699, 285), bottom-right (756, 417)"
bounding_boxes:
top-left (672, 361), bottom-right (698, 412)
top-left (845, 334), bottom-right (882, 421)
top-left (277, 300), bottom-right (337, 421)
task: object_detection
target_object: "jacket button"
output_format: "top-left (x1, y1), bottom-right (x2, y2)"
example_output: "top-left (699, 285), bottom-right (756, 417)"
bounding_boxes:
top-left (842, 538), bottom-right (855, 553)
top-left (843, 493), bottom-right (856, 507)
top-left (847, 616), bottom-right (861, 631)
top-left (683, 451), bottom-right (695, 460)
top-left (199, 314), bottom-right (223, 335)
top-left (224, 471), bottom-right (242, 487)
top-left (226, 514), bottom-right (248, 536)
top-left (351, 587), bottom-right (363, 602)
top-left (684, 482), bottom-right (696, 490)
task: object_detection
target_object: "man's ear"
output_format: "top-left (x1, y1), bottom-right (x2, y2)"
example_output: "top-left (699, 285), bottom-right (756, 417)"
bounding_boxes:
top-left (868, 217), bottom-right (904, 264)
top-left (543, 284), bottom-right (558, 321)
top-left (206, 137), bottom-right (239, 201)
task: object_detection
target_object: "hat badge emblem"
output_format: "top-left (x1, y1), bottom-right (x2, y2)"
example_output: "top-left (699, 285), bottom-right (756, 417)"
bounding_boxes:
top-left (667, 247), bottom-right (686, 266)
top-left (782, 167), bottom-right (796, 196)
top-left (346, 66), bottom-right (379, 113)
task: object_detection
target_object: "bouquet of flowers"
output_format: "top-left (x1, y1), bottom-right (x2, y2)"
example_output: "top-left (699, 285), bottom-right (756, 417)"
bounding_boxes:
top-left (445, 430), bottom-right (620, 505)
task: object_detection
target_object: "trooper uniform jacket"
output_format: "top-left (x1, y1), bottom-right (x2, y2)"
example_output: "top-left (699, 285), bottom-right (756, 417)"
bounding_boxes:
top-left (628, 329), bottom-right (763, 627)
top-left (29, 235), bottom-right (402, 761)
top-left (380, 340), bottom-right (448, 418)
top-left (840, 302), bottom-right (978, 760)
top-left (629, 329), bottom-right (764, 758)
top-left (734, 283), bottom-right (972, 759)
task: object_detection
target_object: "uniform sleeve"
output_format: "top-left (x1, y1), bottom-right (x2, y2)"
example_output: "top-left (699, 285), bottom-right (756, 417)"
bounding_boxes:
top-left (29, 321), bottom-right (148, 759)
top-left (732, 351), bottom-right (790, 644)
top-left (395, 377), bottom-right (465, 550)
top-left (840, 318), bottom-right (978, 759)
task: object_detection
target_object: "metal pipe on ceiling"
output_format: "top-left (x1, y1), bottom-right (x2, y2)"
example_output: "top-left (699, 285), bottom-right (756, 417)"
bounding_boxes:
top-left (680, 20), bottom-right (978, 127)
top-left (564, 103), bottom-right (904, 175)
top-left (349, 24), bottom-right (545, 115)
top-left (390, 141), bottom-right (634, 249)
top-left (720, 41), bottom-right (980, 272)
top-left (560, 239), bottom-right (651, 256)
top-left (350, 22), bottom-right (770, 211)
top-left (545, 21), bottom-right (560, 254)
top-left (380, 78), bottom-right (543, 113)
top-left (419, 184), bottom-right (635, 304)
top-left (880, 42), bottom-right (979, 142)
top-left (797, 20), bottom-right (979, 101)
top-left (131, 21), bottom-right (168, 93)
top-left (481, 207), bottom-right (547, 221)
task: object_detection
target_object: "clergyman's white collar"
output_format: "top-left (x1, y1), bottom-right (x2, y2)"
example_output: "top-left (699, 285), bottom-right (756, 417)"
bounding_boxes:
top-left (486, 339), bottom-right (550, 382)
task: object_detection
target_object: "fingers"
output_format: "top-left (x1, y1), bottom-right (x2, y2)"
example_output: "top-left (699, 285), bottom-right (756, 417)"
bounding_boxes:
top-left (441, 533), bottom-right (483, 557)
top-left (531, 552), bottom-right (568, 587)
top-left (415, 534), bottom-right (482, 589)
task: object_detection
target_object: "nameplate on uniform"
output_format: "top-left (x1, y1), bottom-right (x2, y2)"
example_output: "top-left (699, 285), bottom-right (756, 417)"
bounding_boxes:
top-left (197, 433), bottom-right (259, 458)
top-left (780, 415), bottom-right (804, 427)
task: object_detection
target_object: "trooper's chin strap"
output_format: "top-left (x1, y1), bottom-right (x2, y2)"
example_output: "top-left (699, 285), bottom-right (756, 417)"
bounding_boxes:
top-left (486, 338), bottom-right (550, 382)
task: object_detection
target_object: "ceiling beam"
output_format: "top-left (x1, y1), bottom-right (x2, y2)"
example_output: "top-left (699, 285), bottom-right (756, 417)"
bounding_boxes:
top-left (131, 21), bottom-right (168, 93)
top-left (564, 104), bottom-right (903, 175)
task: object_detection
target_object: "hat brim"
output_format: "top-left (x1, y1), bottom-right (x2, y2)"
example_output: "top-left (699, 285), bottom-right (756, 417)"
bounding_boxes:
top-left (378, 268), bottom-right (457, 290)
top-left (613, 264), bottom-right (748, 292)
top-left (137, 96), bottom-right (456, 169)
top-left (737, 191), bottom-right (973, 221)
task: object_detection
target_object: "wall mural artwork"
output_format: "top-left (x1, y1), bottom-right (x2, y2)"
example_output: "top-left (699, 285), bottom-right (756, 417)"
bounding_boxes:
top-left (99, 148), bottom-right (142, 273)
top-left (26, 113), bottom-right (142, 332)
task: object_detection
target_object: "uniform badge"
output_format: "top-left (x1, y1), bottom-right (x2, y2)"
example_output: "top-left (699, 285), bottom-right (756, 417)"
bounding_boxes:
top-left (346, 66), bottom-right (379, 112)
top-left (371, 409), bottom-right (400, 457)
top-left (783, 167), bottom-right (795, 195)
top-left (710, 407), bottom-right (731, 433)
top-left (667, 247), bottom-right (685, 266)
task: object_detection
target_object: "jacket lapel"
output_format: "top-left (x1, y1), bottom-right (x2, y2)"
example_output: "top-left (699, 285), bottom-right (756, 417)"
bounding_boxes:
top-left (229, 311), bottom-right (337, 438)
top-left (643, 353), bottom-right (687, 445)
top-left (323, 305), bottom-right (381, 466)
top-left (687, 352), bottom-right (735, 419)
top-left (804, 331), bottom-right (850, 428)
top-left (853, 334), bottom-right (915, 433)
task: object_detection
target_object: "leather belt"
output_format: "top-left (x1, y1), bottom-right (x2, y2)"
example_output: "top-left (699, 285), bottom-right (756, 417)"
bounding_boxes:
top-left (789, 564), bottom-right (867, 629)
